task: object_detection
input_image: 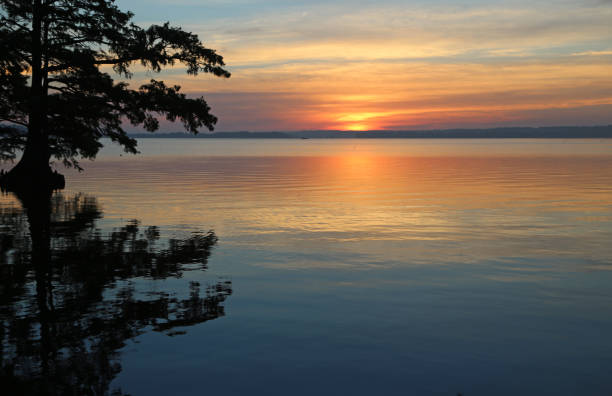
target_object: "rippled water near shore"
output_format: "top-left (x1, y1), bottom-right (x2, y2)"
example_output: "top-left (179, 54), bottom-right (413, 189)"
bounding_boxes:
top-left (2, 139), bottom-right (612, 395)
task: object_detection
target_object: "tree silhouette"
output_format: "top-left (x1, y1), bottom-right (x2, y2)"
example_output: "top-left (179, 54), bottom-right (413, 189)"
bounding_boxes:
top-left (0, 192), bottom-right (232, 395)
top-left (0, 0), bottom-right (230, 190)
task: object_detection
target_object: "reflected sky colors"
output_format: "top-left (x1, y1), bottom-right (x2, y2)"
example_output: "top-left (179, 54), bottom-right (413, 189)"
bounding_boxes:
top-left (56, 139), bottom-right (612, 272)
top-left (115, 0), bottom-right (612, 131)
top-left (2, 139), bottom-right (612, 394)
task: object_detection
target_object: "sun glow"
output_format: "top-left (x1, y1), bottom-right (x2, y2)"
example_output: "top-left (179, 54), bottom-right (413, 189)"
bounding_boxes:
top-left (344, 123), bottom-right (371, 131)
top-left (334, 112), bottom-right (391, 131)
top-left (337, 112), bottom-right (388, 122)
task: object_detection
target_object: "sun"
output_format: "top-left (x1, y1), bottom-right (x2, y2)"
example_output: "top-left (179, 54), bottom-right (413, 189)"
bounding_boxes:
top-left (344, 123), bottom-right (370, 131)
top-left (335, 112), bottom-right (387, 131)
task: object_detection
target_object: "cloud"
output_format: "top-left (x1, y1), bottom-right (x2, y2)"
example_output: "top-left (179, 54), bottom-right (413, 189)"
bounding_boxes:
top-left (572, 50), bottom-right (612, 56)
top-left (117, 0), bottom-right (612, 130)
top-left (187, 2), bottom-right (612, 67)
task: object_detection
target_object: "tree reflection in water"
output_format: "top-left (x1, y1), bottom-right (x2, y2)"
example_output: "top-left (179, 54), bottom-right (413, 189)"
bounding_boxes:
top-left (0, 191), bottom-right (232, 395)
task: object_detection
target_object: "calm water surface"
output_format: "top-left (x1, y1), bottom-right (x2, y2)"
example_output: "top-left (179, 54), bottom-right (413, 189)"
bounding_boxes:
top-left (2, 139), bottom-right (612, 395)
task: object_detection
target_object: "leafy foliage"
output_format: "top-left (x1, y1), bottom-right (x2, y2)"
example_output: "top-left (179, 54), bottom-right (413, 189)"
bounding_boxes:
top-left (0, 0), bottom-right (230, 168)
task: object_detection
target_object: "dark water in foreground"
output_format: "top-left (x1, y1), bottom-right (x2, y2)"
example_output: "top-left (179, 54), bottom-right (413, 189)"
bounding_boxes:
top-left (2, 139), bottom-right (612, 395)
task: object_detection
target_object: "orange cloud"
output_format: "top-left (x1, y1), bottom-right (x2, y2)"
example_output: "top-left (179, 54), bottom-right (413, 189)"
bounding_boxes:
top-left (120, 1), bottom-right (612, 131)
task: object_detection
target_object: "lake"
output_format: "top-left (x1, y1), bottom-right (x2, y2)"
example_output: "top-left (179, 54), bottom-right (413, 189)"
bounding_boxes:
top-left (2, 139), bottom-right (612, 395)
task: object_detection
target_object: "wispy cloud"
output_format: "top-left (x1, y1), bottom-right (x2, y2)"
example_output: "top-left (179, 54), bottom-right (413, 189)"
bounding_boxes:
top-left (572, 50), bottom-right (612, 56)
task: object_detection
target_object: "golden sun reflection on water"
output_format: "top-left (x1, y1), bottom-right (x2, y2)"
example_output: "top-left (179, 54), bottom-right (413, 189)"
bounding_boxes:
top-left (3, 140), bottom-right (612, 271)
top-left (2, 141), bottom-right (612, 394)
top-left (18, 142), bottom-right (603, 270)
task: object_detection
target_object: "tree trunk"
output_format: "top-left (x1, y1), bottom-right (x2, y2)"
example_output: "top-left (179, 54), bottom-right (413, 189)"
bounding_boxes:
top-left (1, 133), bottom-right (64, 192)
top-left (1, 135), bottom-right (62, 190)
top-left (0, 0), bottom-right (64, 192)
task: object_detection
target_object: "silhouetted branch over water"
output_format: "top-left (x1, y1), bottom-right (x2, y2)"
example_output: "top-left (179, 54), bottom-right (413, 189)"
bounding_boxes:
top-left (0, 0), bottom-right (229, 191)
top-left (0, 191), bottom-right (231, 395)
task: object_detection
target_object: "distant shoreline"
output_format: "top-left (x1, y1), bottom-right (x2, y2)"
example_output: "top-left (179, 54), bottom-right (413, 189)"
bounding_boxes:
top-left (130, 126), bottom-right (612, 139)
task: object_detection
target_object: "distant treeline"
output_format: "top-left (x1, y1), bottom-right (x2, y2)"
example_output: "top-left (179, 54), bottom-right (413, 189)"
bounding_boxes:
top-left (130, 126), bottom-right (612, 139)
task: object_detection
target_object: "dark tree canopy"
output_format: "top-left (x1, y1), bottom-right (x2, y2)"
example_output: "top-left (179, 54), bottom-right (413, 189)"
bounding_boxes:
top-left (0, 0), bottom-right (230, 187)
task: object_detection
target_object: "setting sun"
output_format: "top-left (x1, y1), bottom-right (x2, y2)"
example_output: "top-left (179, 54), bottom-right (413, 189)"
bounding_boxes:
top-left (343, 123), bottom-right (371, 131)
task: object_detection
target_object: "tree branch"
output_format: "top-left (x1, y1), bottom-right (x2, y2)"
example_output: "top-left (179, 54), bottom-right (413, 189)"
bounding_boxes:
top-left (0, 118), bottom-right (28, 127)
top-left (46, 56), bottom-right (139, 72)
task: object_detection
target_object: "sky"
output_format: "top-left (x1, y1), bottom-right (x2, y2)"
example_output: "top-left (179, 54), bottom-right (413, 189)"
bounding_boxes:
top-left (116, 0), bottom-right (612, 132)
